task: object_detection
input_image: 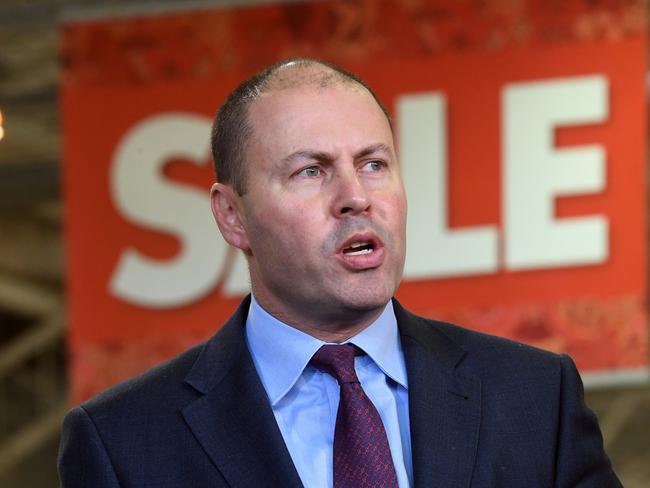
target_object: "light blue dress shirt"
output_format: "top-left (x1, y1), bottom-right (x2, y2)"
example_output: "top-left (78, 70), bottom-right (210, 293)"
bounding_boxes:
top-left (245, 295), bottom-right (413, 488)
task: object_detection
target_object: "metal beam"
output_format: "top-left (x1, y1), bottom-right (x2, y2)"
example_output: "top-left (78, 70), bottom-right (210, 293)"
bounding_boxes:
top-left (0, 272), bottom-right (60, 315)
top-left (0, 0), bottom-right (302, 26)
top-left (0, 402), bottom-right (69, 476)
top-left (0, 162), bottom-right (59, 208)
top-left (0, 314), bottom-right (64, 377)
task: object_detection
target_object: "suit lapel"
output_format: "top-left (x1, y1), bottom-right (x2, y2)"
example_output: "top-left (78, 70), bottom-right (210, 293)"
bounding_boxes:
top-left (179, 296), bottom-right (480, 488)
top-left (182, 298), bottom-right (303, 488)
top-left (395, 301), bottom-right (481, 488)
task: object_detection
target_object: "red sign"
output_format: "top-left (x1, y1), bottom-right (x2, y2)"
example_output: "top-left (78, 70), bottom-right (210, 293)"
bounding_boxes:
top-left (62, 1), bottom-right (647, 402)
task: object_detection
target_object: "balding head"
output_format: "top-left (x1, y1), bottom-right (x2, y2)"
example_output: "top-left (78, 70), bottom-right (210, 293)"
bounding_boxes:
top-left (210, 58), bottom-right (392, 195)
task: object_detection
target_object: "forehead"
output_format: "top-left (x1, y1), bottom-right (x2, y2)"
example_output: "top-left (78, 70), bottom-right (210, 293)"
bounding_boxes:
top-left (246, 82), bottom-right (393, 158)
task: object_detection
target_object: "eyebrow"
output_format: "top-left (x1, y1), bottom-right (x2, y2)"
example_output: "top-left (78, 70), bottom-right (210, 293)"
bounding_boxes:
top-left (279, 143), bottom-right (394, 167)
top-left (354, 143), bottom-right (393, 159)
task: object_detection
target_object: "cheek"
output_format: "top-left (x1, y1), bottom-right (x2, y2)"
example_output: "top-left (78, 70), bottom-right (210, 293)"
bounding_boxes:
top-left (249, 204), bottom-right (321, 253)
top-left (380, 193), bottom-right (408, 255)
top-left (380, 190), bottom-right (407, 225)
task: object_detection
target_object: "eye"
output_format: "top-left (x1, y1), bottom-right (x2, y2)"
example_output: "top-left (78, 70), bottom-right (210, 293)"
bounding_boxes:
top-left (296, 166), bottom-right (322, 178)
top-left (361, 160), bottom-right (385, 172)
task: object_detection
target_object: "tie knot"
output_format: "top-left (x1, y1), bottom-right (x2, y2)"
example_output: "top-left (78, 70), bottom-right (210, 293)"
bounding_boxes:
top-left (310, 344), bottom-right (360, 385)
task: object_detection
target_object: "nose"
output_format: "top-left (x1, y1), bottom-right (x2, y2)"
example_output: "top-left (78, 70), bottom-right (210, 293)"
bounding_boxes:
top-left (331, 169), bottom-right (370, 218)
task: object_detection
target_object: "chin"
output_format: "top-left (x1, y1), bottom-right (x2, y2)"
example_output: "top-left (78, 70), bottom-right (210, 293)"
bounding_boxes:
top-left (337, 286), bottom-right (394, 313)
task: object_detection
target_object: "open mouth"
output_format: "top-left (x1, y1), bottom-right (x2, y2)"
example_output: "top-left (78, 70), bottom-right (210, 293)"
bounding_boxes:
top-left (342, 241), bottom-right (374, 256)
top-left (337, 233), bottom-right (384, 270)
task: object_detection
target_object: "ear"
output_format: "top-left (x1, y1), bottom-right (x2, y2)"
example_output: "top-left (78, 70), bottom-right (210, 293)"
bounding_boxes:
top-left (210, 182), bottom-right (251, 252)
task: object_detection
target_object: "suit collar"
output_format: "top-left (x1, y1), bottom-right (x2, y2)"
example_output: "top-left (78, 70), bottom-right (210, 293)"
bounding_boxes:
top-left (182, 296), bottom-right (303, 488)
top-left (394, 299), bottom-right (481, 488)
top-left (246, 295), bottom-right (408, 406)
top-left (182, 297), bottom-right (481, 488)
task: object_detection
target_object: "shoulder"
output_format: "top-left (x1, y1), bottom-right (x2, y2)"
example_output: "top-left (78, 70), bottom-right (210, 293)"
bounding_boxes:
top-left (76, 340), bottom-right (206, 422)
top-left (58, 340), bottom-right (208, 485)
top-left (73, 297), bottom-right (252, 421)
top-left (439, 318), bottom-right (563, 367)
top-left (395, 301), bottom-right (571, 384)
top-left (394, 308), bottom-right (621, 485)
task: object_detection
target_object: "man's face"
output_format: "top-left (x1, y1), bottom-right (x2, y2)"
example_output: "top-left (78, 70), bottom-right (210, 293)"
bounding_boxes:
top-left (230, 81), bottom-right (406, 327)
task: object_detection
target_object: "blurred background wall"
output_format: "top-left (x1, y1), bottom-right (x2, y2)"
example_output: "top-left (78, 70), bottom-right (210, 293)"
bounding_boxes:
top-left (0, 0), bottom-right (648, 486)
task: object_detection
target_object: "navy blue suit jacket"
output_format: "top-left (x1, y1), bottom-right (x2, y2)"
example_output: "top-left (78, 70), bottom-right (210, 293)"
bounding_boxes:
top-left (58, 297), bottom-right (621, 487)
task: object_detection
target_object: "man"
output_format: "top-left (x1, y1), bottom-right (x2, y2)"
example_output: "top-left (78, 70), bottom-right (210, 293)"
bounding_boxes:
top-left (58, 59), bottom-right (621, 487)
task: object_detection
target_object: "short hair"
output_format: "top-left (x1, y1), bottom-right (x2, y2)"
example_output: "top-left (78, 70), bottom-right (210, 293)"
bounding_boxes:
top-left (210, 58), bottom-right (392, 195)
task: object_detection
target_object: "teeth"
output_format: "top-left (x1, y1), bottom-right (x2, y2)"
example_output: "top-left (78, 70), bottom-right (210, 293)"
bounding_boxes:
top-left (347, 248), bottom-right (372, 256)
top-left (343, 240), bottom-right (374, 256)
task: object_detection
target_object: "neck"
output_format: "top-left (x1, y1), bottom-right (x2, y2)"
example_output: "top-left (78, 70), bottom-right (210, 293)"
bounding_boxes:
top-left (252, 294), bottom-right (386, 343)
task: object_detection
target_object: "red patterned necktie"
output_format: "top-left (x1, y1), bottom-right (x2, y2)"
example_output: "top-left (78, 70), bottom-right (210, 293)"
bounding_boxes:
top-left (311, 344), bottom-right (399, 488)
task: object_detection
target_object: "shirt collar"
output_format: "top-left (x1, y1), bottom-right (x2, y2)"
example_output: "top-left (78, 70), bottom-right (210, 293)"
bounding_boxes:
top-left (245, 295), bottom-right (408, 406)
